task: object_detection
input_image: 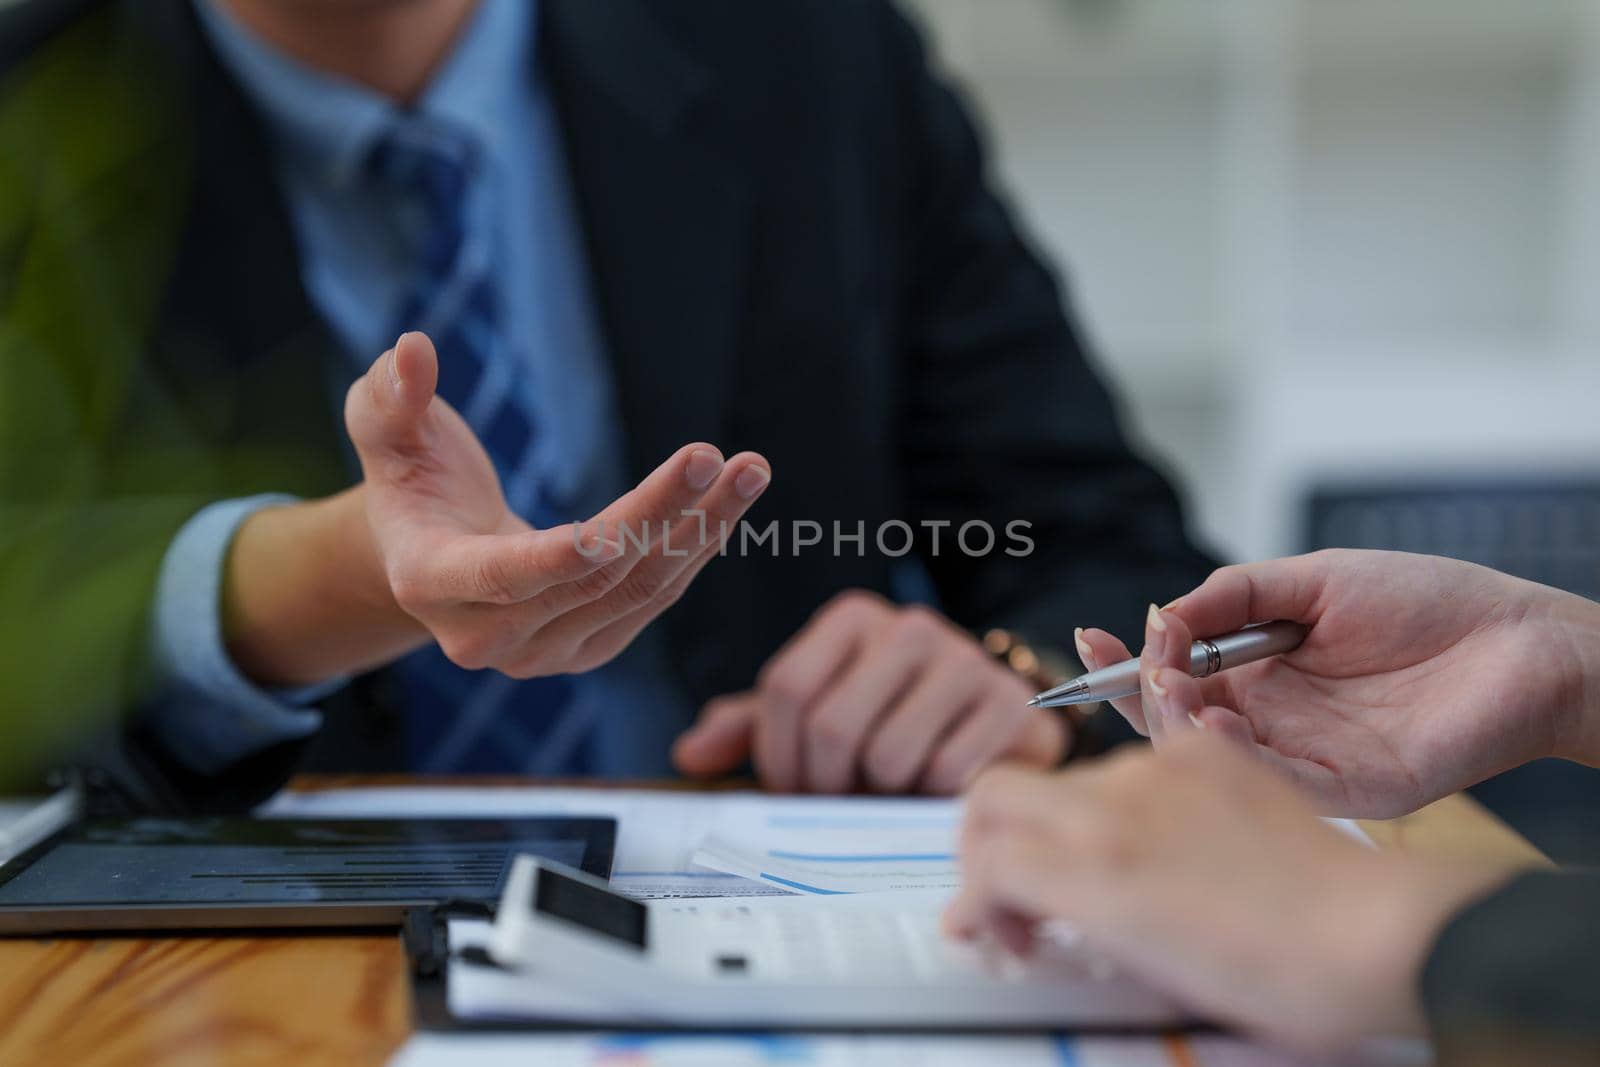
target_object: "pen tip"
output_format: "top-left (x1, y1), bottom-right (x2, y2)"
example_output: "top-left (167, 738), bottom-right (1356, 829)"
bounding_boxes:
top-left (1025, 697), bottom-right (1041, 708)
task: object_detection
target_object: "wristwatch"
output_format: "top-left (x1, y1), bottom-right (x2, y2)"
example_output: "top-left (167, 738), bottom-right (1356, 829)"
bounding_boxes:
top-left (980, 627), bottom-right (1071, 692)
top-left (979, 627), bottom-right (1103, 762)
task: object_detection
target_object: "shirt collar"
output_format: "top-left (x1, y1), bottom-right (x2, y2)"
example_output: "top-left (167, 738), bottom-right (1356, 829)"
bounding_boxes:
top-left (193, 0), bottom-right (537, 190)
top-left (420, 0), bottom-right (537, 156)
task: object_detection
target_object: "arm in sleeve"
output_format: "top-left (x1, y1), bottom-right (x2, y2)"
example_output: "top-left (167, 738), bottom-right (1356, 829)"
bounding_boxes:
top-left (1422, 869), bottom-right (1600, 1064)
top-left (143, 493), bottom-right (341, 776)
top-left (879, 3), bottom-right (1220, 665)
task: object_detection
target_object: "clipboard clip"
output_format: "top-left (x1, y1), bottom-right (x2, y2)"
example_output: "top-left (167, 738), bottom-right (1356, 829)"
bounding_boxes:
top-left (403, 899), bottom-right (494, 978)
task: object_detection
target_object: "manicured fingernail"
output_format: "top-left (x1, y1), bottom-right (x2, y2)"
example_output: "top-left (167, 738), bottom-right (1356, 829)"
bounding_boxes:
top-left (1147, 669), bottom-right (1168, 697)
top-left (1162, 598), bottom-right (1181, 611)
top-left (387, 346), bottom-right (403, 388)
top-left (735, 465), bottom-right (770, 500)
top-left (1073, 626), bottom-right (1092, 666)
top-left (686, 449), bottom-right (723, 490)
top-left (1145, 604), bottom-right (1167, 658)
top-left (1188, 712), bottom-right (1204, 729)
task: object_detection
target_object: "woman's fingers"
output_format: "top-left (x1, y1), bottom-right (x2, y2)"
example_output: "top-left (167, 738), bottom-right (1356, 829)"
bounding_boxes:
top-left (960, 762), bottom-right (1082, 864)
top-left (1157, 694), bottom-right (1351, 813)
top-left (1075, 627), bottom-right (1145, 732)
top-left (1194, 704), bottom-right (1254, 744)
top-left (945, 822), bottom-right (1062, 947)
top-left (1139, 606), bottom-right (1195, 743)
top-left (1166, 557), bottom-right (1326, 643)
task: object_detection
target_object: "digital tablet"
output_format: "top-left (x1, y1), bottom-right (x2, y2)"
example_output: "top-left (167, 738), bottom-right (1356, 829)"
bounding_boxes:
top-left (0, 816), bottom-right (615, 935)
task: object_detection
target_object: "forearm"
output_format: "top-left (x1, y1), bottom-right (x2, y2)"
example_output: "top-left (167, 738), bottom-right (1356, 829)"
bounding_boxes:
top-left (1350, 858), bottom-right (1517, 1041)
top-left (222, 485), bottom-right (425, 687)
top-left (1544, 587), bottom-right (1600, 767)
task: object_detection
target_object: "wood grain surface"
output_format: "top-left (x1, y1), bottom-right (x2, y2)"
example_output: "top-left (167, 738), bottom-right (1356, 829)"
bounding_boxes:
top-left (0, 782), bottom-right (1546, 1067)
top-left (0, 931), bottom-right (407, 1067)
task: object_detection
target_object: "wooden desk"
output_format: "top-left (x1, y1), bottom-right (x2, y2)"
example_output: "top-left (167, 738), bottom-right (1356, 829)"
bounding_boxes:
top-left (0, 785), bottom-right (1549, 1067)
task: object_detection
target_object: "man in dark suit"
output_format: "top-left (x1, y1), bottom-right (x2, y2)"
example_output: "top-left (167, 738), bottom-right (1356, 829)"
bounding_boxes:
top-left (0, 0), bottom-right (1215, 806)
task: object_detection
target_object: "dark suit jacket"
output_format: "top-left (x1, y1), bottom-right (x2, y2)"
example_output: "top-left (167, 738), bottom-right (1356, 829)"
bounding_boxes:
top-left (0, 0), bottom-right (1215, 807)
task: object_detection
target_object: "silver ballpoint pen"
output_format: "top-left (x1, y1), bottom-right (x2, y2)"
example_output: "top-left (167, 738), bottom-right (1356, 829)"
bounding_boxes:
top-left (1027, 620), bottom-right (1308, 708)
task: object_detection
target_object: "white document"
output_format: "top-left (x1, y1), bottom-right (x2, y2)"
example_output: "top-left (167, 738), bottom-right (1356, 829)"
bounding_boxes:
top-left (691, 833), bottom-right (959, 895)
top-left (263, 785), bottom-right (1368, 900)
top-left (261, 787), bottom-right (964, 899)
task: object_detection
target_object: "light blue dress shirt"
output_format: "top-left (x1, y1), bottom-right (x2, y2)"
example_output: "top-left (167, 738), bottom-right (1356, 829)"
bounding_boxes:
top-left (147, 0), bottom-right (693, 778)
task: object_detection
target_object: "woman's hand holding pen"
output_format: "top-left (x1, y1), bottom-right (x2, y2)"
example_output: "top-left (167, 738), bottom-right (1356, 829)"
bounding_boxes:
top-left (1077, 549), bottom-right (1600, 817)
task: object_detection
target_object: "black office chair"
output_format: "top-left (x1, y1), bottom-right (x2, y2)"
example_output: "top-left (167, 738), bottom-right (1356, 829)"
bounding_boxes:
top-left (1303, 477), bottom-right (1600, 865)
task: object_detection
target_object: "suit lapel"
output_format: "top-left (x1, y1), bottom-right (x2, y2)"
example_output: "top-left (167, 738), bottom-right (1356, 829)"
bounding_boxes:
top-left (541, 0), bottom-right (750, 478)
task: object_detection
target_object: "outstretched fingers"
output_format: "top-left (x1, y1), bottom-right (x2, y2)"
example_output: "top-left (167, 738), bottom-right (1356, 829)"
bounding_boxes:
top-left (560, 452), bottom-right (770, 668)
top-left (500, 450), bottom-right (771, 676)
top-left (414, 526), bottom-right (624, 608)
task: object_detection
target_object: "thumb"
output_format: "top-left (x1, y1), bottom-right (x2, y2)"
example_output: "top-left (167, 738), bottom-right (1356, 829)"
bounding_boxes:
top-left (345, 332), bottom-right (440, 457)
top-left (672, 694), bottom-right (758, 778)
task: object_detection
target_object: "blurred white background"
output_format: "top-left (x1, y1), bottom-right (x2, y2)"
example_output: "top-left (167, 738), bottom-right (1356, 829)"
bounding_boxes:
top-left (908, 0), bottom-right (1600, 564)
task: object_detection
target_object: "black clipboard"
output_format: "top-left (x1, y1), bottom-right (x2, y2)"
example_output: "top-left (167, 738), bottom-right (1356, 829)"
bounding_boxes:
top-left (405, 901), bottom-right (658, 1034)
top-left (404, 902), bottom-right (502, 1033)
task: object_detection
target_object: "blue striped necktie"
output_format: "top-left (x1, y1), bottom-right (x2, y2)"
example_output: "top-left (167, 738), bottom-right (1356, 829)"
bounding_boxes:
top-left (367, 122), bottom-right (587, 774)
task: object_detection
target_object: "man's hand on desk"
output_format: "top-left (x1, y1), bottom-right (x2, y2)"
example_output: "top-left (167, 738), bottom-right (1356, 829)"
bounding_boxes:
top-left (672, 590), bottom-right (1067, 794)
top-left (223, 332), bottom-right (771, 686)
top-left (1075, 549), bottom-right (1600, 818)
top-left (945, 734), bottom-right (1511, 1052)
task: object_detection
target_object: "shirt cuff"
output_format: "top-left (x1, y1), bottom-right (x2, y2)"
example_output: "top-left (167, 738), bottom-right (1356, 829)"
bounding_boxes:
top-left (145, 494), bottom-right (344, 776)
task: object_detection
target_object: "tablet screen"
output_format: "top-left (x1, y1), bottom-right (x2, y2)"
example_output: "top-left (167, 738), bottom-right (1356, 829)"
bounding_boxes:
top-left (0, 816), bottom-right (614, 930)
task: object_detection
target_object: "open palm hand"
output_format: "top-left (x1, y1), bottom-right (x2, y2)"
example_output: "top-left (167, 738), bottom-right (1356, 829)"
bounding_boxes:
top-left (344, 332), bottom-right (772, 679)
